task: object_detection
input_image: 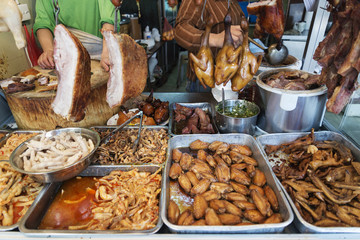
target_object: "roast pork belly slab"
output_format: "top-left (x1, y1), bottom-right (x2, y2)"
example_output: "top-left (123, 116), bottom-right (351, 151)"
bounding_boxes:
top-left (103, 31), bottom-right (147, 108)
top-left (52, 24), bottom-right (91, 122)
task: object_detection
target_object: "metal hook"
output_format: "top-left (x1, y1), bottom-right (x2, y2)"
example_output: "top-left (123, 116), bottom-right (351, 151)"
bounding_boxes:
top-left (228, 0), bottom-right (230, 10)
top-left (52, 0), bottom-right (60, 25)
top-left (200, 0), bottom-right (207, 23)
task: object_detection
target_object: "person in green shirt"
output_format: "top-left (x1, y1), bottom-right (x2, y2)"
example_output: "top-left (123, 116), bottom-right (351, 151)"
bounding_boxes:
top-left (33, 0), bottom-right (119, 71)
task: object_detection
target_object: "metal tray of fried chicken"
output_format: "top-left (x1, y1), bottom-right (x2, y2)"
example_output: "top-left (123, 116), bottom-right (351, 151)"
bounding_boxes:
top-left (90, 126), bottom-right (169, 165)
top-left (161, 134), bottom-right (293, 233)
top-left (0, 130), bottom-right (42, 160)
top-left (0, 160), bottom-right (49, 231)
top-left (169, 102), bottom-right (219, 136)
top-left (256, 131), bottom-right (360, 233)
top-left (19, 164), bottom-right (164, 236)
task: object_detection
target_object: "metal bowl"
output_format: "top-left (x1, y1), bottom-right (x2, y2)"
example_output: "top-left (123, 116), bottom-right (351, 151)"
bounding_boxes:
top-left (9, 128), bottom-right (100, 183)
top-left (215, 100), bottom-right (260, 135)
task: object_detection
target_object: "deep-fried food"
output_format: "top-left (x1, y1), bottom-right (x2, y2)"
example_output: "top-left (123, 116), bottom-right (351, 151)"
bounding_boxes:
top-left (264, 186), bottom-right (279, 211)
top-left (205, 208), bottom-right (223, 225)
top-left (178, 174), bottom-right (192, 193)
top-left (172, 149), bottom-right (182, 162)
top-left (189, 140), bottom-right (209, 150)
top-left (215, 163), bottom-right (230, 183)
top-left (231, 168), bottom-right (251, 185)
top-left (193, 195), bottom-right (208, 219)
top-left (180, 153), bottom-right (193, 171)
top-left (251, 189), bottom-right (271, 217)
top-left (201, 190), bottom-right (221, 201)
top-left (168, 200), bottom-right (180, 224)
top-left (210, 182), bottom-right (233, 194)
top-left (218, 213), bottom-right (242, 225)
top-left (244, 209), bottom-right (265, 223)
top-left (233, 201), bottom-right (257, 211)
top-left (224, 192), bottom-right (247, 202)
top-left (264, 213), bottom-right (282, 224)
top-left (252, 169), bottom-right (267, 187)
top-left (230, 181), bottom-right (249, 195)
top-left (224, 200), bottom-right (243, 216)
top-left (190, 179), bottom-right (211, 196)
top-left (169, 163), bottom-right (182, 180)
top-left (186, 171), bottom-right (199, 186)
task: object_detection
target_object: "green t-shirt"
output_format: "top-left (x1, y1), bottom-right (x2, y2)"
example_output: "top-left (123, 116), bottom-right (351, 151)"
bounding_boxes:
top-left (33, 0), bottom-right (118, 38)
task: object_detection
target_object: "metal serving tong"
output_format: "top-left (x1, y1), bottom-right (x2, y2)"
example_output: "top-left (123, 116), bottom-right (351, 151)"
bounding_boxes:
top-left (100, 111), bottom-right (144, 152)
top-left (52, 0), bottom-right (60, 25)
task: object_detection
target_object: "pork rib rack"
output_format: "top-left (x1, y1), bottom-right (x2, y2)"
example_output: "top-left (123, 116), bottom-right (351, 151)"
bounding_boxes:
top-left (313, 0), bottom-right (360, 114)
top-left (52, 24), bottom-right (91, 122)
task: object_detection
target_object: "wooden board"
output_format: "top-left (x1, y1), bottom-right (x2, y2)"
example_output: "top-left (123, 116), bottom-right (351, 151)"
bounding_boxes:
top-left (5, 60), bottom-right (122, 130)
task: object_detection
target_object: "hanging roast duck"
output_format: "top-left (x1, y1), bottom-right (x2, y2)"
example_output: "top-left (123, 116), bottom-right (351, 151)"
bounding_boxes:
top-left (231, 16), bottom-right (262, 91)
top-left (189, 18), bottom-right (215, 88)
top-left (214, 12), bottom-right (242, 86)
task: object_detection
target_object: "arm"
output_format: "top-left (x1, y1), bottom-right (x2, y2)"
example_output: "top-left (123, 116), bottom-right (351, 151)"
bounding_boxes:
top-left (98, 0), bottom-right (117, 71)
top-left (100, 23), bottom-right (114, 72)
top-left (174, 0), bottom-right (243, 51)
top-left (37, 28), bottom-right (55, 69)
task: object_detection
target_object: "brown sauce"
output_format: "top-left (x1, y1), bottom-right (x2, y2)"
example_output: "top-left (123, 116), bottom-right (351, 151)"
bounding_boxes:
top-left (39, 177), bottom-right (97, 230)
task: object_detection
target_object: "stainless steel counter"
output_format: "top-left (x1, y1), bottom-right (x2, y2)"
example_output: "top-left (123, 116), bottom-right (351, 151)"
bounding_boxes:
top-left (1, 92), bottom-right (360, 239)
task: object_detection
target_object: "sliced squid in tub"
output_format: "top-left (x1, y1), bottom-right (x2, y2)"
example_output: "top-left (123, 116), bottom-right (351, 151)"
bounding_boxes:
top-left (103, 31), bottom-right (147, 108)
top-left (52, 24), bottom-right (91, 122)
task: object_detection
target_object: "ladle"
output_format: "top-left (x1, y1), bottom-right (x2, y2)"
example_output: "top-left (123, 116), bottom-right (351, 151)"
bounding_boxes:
top-left (248, 37), bottom-right (289, 65)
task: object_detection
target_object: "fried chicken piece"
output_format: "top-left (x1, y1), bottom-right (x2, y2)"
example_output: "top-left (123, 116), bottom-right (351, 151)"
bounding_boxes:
top-left (264, 186), bottom-right (279, 212)
top-left (189, 140), bottom-right (209, 150)
top-left (253, 169), bottom-right (267, 187)
top-left (190, 179), bottom-right (211, 196)
top-left (193, 195), bottom-right (208, 219)
top-left (197, 149), bottom-right (207, 161)
top-left (178, 173), bottom-right (192, 193)
top-left (230, 144), bottom-right (252, 156)
top-left (201, 190), bottom-right (221, 201)
top-left (224, 192), bottom-right (247, 202)
top-left (168, 200), bottom-right (180, 224)
top-left (172, 149), bottom-right (182, 162)
top-left (215, 163), bottom-right (230, 183)
top-left (216, 143), bottom-right (230, 155)
top-left (233, 201), bottom-right (257, 211)
top-left (210, 182), bottom-right (233, 194)
top-left (169, 163), bottom-right (182, 180)
top-left (230, 181), bottom-right (250, 195)
top-left (192, 219), bottom-right (206, 225)
top-left (180, 153), bottom-right (193, 171)
top-left (244, 209), bottom-right (265, 223)
top-left (205, 155), bottom-right (217, 168)
top-left (177, 210), bottom-right (192, 225)
top-left (231, 168), bottom-right (251, 185)
top-left (219, 214), bottom-right (242, 225)
top-left (208, 141), bottom-right (224, 151)
top-left (223, 200), bottom-right (243, 216)
top-left (186, 171), bottom-right (199, 186)
top-left (264, 213), bottom-right (283, 224)
top-left (205, 208), bottom-right (223, 225)
top-left (251, 189), bottom-right (272, 217)
top-left (209, 200), bottom-right (227, 214)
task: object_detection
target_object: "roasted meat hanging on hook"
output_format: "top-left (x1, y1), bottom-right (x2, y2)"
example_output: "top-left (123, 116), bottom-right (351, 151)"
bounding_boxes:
top-left (214, 12), bottom-right (242, 86)
top-left (103, 31), bottom-right (147, 108)
top-left (313, 0), bottom-right (360, 114)
top-left (52, 24), bottom-right (91, 122)
top-left (231, 16), bottom-right (262, 91)
top-left (189, 19), bottom-right (215, 88)
top-left (247, 0), bottom-right (284, 41)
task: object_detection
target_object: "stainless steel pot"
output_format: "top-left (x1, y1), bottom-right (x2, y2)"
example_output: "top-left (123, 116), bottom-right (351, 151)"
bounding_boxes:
top-left (256, 69), bottom-right (327, 133)
top-left (215, 100), bottom-right (260, 135)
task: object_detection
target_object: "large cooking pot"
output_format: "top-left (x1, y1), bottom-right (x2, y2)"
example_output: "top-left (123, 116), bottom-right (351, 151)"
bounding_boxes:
top-left (256, 68), bottom-right (327, 133)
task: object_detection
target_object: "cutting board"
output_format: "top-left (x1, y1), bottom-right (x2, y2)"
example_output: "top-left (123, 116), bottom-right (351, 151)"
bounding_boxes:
top-left (5, 60), bottom-right (122, 130)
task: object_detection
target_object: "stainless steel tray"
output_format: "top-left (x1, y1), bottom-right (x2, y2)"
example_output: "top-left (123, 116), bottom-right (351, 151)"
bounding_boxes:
top-left (169, 102), bottom-right (219, 136)
top-left (0, 130), bottom-right (42, 160)
top-left (256, 131), bottom-right (360, 233)
top-left (161, 134), bottom-right (293, 233)
top-left (19, 165), bottom-right (164, 236)
top-left (0, 159), bottom-right (49, 231)
top-left (0, 130), bottom-right (9, 142)
top-left (90, 126), bottom-right (168, 165)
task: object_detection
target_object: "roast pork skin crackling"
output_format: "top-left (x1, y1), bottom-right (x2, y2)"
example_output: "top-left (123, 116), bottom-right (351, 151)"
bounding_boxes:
top-left (52, 24), bottom-right (91, 122)
top-left (103, 31), bottom-right (147, 108)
